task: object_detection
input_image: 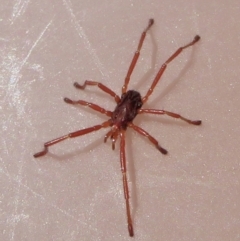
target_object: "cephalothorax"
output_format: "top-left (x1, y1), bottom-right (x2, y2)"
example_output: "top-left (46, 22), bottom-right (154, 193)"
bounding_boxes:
top-left (34, 19), bottom-right (201, 237)
top-left (112, 90), bottom-right (142, 129)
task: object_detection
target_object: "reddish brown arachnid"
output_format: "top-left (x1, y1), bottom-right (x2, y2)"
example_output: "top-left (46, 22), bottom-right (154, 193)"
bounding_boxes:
top-left (34, 19), bottom-right (201, 237)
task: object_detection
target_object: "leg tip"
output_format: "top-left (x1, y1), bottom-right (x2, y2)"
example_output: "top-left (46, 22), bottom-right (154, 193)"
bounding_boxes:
top-left (149, 18), bottom-right (154, 26)
top-left (74, 82), bottom-right (83, 89)
top-left (33, 152), bottom-right (43, 158)
top-left (192, 120), bottom-right (202, 125)
top-left (194, 35), bottom-right (201, 42)
top-left (33, 147), bottom-right (48, 158)
top-left (64, 97), bottom-right (72, 104)
top-left (158, 146), bottom-right (168, 155)
top-left (145, 19), bottom-right (154, 31)
top-left (112, 143), bottom-right (115, 150)
top-left (128, 224), bottom-right (134, 237)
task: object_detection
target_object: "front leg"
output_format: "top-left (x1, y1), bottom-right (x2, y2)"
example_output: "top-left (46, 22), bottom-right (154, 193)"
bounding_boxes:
top-left (74, 80), bottom-right (120, 103)
top-left (33, 120), bottom-right (111, 157)
top-left (64, 98), bottom-right (112, 117)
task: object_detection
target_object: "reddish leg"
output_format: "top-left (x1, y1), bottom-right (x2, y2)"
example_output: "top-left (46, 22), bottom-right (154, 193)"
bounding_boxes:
top-left (33, 120), bottom-right (111, 158)
top-left (128, 122), bottom-right (167, 154)
top-left (120, 130), bottom-right (134, 237)
top-left (104, 128), bottom-right (119, 150)
top-left (138, 109), bottom-right (201, 125)
top-left (142, 35), bottom-right (200, 103)
top-left (122, 19), bottom-right (154, 94)
top-left (64, 98), bottom-right (112, 117)
top-left (74, 80), bottom-right (120, 103)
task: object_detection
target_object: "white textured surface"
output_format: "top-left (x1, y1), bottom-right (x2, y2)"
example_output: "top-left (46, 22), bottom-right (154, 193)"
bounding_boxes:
top-left (1, 1), bottom-right (240, 240)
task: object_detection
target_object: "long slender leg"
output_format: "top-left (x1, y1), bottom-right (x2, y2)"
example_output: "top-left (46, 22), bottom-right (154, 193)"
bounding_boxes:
top-left (119, 130), bottom-right (134, 237)
top-left (122, 19), bottom-right (154, 94)
top-left (128, 122), bottom-right (167, 154)
top-left (74, 80), bottom-right (120, 103)
top-left (138, 109), bottom-right (201, 125)
top-left (64, 98), bottom-right (112, 117)
top-left (33, 120), bottom-right (111, 157)
top-left (142, 35), bottom-right (200, 103)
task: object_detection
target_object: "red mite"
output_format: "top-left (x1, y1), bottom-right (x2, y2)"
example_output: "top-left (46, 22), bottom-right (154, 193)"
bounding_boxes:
top-left (34, 19), bottom-right (201, 237)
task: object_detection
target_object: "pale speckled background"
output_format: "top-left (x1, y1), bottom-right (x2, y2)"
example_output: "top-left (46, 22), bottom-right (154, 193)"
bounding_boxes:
top-left (1, 1), bottom-right (240, 241)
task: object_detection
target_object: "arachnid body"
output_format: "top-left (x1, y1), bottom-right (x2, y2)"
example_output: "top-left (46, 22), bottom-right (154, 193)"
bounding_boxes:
top-left (34, 19), bottom-right (201, 237)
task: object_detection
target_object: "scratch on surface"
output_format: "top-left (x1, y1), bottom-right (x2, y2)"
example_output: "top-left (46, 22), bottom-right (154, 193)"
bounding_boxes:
top-left (9, 166), bottom-right (23, 240)
top-left (11, 0), bottom-right (31, 24)
top-left (7, 18), bottom-right (53, 117)
top-left (0, 168), bottom-right (90, 229)
top-left (18, 18), bottom-right (54, 78)
top-left (62, 0), bottom-right (108, 79)
top-left (6, 19), bottom-right (54, 238)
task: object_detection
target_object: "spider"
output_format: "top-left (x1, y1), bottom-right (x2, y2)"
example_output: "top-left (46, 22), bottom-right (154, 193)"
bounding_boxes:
top-left (34, 19), bottom-right (201, 237)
